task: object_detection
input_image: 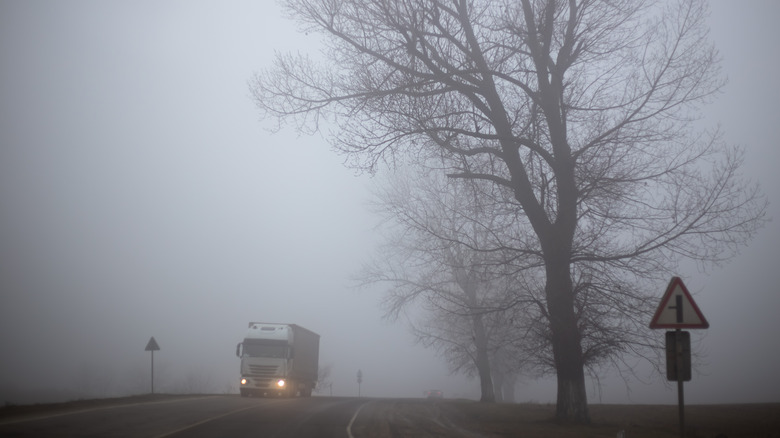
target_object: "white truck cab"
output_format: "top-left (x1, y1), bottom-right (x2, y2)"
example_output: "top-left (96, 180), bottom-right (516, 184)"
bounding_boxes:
top-left (236, 322), bottom-right (319, 397)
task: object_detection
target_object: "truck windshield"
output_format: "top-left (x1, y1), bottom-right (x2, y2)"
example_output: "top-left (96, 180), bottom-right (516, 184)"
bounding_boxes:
top-left (243, 344), bottom-right (288, 358)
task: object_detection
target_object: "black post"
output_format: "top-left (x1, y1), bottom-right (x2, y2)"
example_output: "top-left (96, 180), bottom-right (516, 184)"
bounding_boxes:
top-left (145, 336), bottom-right (160, 395)
top-left (676, 329), bottom-right (685, 438)
top-left (151, 350), bottom-right (155, 395)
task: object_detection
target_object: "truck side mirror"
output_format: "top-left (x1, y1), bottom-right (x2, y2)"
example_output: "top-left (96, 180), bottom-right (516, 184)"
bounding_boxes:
top-left (236, 342), bottom-right (242, 357)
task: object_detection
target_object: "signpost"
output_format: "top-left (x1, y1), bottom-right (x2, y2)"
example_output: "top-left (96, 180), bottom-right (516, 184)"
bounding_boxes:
top-left (650, 277), bottom-right (709, 438)
top-left (145, 337), bottom-right (160, 394)
top-left (357, 369), bottom-right (363, 397)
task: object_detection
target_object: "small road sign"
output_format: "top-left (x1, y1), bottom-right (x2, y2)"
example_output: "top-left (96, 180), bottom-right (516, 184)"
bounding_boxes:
top-left (145, 336), bottom-right (160, 351)
top-left (649, 276), bottom-right (709, 329)
top-left (665, 331), bottom-right (691, 381)
top-left (145, 337), bottom-right (160, 394)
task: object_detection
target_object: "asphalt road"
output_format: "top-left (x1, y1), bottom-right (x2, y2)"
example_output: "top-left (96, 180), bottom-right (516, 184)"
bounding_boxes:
top-left (0, 396), bottom-right (371, 438)
top-left (8, 396), bottom-right (774, 437)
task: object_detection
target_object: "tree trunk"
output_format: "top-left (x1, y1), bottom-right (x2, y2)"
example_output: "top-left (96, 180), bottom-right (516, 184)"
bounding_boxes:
top-left (545, 255), bottom-right (589, 422)
top-left (473, 312), bottom-right (495, 403)
top-left (502, 374), bottom-right (517, 403)
top-left (492, 369), bottom-right (504, 402)
top-left (475, 352), bottom-right (495, 402)
top-left (458, 269), bottom-right (496, 403)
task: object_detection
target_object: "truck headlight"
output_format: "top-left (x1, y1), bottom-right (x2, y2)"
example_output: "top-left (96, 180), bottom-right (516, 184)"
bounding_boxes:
top-left (276, 379), bottom-right (286, 388)
top-left (241, 378), bottom-right (247, 385)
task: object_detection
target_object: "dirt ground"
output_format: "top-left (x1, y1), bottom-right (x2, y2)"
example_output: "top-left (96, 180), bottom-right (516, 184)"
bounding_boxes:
top-left (352, 399), bottom-right (780, 438)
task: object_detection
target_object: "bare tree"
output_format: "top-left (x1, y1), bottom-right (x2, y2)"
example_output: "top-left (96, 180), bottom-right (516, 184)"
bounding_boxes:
top-left (408, 279), bottom-right (500, 403)
top-left (315, 363), bottom-right (334, 396)
top-left (365, 169), bottom-right (520, 402)
top-left (252, 0), bottom-right (766, 421)
top-left (490, 346), bottom-right (520, 403)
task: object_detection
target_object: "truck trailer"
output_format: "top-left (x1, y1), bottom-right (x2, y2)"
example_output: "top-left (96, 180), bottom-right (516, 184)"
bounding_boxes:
top-left (236, 322), bottom-right (319, 397)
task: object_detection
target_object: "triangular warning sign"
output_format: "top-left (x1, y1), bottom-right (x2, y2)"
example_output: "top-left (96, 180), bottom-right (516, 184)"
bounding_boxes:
top-left (649, 277), bottom-right (709, 329)
top-left (145, 336), bottom-right (160, 351)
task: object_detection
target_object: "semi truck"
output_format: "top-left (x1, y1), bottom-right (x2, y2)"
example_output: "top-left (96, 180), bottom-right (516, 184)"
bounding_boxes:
top-left (236, 322), bottom-right (319, 397)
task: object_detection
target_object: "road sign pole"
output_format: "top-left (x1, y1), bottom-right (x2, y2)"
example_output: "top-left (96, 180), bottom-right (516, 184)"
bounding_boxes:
top-left (144, 337), bottom-right (160, 395)
top-left (676, 329), bottom-right (685, 438)
top-left (151, 349), bottom-right (155, 395)
top-left (650, 277), bottom-right (708, 438)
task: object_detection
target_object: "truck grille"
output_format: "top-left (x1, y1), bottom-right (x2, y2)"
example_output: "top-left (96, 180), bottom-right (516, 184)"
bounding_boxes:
top-left (248, 364), bottom-right (278, 376)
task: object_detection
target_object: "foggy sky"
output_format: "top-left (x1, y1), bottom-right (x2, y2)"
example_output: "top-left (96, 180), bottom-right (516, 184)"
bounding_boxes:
top-left (1, 1), bottom-right (778, 405)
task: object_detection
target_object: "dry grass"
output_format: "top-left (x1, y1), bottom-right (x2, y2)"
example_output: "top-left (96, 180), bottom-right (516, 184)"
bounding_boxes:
top-left (352, 399), bottom-right (780, 438)
top-left (0, 394), bottom-right (210, 423)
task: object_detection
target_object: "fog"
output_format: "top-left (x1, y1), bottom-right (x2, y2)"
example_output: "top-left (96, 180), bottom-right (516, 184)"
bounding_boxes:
top-left (1, 1), bottom-right (778, 405)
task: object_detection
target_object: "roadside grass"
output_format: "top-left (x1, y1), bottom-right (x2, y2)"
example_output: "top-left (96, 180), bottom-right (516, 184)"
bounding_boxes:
top-left (0, 394), bottom-right (215, 423)
top-left (442, 400), bottom-right (780, 438)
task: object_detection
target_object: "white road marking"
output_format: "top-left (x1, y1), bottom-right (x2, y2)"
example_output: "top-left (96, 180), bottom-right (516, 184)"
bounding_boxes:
top-left (346, 401), bottom-right (370, 438)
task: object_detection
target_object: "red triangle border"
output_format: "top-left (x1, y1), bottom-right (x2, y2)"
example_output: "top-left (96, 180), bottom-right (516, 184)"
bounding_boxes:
top-left (649, 276), bottom-right (710, 329)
